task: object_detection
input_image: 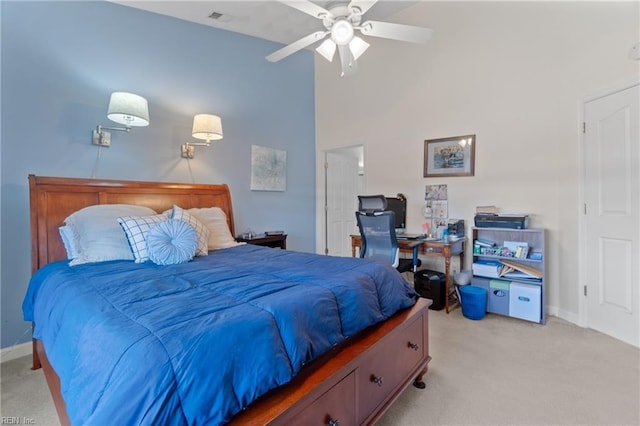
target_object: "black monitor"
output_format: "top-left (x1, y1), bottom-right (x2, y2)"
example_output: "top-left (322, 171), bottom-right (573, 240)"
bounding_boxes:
top-left (385, 196), bottom-right (406, 230)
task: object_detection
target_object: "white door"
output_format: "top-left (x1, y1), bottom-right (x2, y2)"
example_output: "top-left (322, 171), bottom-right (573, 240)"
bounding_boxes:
top-left (584, 84), bottom-right (639, 347)
top-left (325, 149), bottom-right (361, 257)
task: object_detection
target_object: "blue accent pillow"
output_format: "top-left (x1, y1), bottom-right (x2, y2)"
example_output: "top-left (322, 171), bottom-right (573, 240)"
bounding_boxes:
top-left (146, 219), bottom-right (198, 265)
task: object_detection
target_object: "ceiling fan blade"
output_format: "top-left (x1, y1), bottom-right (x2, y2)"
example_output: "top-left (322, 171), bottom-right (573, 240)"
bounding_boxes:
top-left (266, 31), bottom-right (328, 62)
top-left (348, 0), bottom-right (378, 16)
top-left (338, 45), bottom-right (358, 77)
top-left (359, 20), bottom-right (433, 44)
top-left (277, 0), bottom-right (333, 19)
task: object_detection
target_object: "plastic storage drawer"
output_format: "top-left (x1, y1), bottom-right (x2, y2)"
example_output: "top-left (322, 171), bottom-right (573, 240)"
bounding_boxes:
top-left (509, 282), bottom-right (541, 322)
top-left (488, 279), bottom-right (510, 316)
top-left (471, 277), bottom-right (509, 315)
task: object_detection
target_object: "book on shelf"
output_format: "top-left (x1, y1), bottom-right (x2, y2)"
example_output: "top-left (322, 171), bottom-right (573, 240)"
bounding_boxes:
top-left (499, 259), bottom-right (543, 279)
top-left (472, 258), bottom-right (542, 281)
top-left (474, 238), bottom-right (496, 247)
top-left (500, 271), bottom-right (541, 282)
top-left (514, 245), bottom-right (529, 259)
top-left (472, 259), bottom-right (502, 278)
top-left (529, 251), bottom-right (543, 261)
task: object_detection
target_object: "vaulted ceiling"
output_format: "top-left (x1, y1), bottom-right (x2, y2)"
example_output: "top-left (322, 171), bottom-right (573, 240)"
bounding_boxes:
top-left (110, 1), bottom-right (417, 45)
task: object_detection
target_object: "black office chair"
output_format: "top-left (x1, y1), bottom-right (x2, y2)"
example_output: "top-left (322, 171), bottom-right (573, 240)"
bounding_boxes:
top-left (358, 194), bottom-right (388, 213)
top-left (355, 195), bottom-right (420, 274)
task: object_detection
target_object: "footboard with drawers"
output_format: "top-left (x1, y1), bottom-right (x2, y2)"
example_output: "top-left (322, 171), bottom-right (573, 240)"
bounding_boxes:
top-left (230, 297), bottom-right (431, 425)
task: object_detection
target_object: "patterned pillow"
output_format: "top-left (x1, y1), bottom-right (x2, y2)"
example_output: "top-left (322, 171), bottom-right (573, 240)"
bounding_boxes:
top-left (146, 219), bottom-right (198, 265)
top-left (171, 205), bottom-right (210, 256)
top-left (117, 214), bottom-right (169, 263)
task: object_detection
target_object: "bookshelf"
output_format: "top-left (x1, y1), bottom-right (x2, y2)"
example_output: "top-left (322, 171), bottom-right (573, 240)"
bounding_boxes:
top-left (471, 227), bottom-right (545, 324)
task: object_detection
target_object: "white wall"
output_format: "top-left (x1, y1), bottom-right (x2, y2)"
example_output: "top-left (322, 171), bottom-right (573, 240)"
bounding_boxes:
top-left (315, 1), bottom-right (639, 323)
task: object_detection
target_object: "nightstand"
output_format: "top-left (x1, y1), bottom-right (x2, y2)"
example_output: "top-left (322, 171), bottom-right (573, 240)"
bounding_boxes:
top-left (236, 233), bottom-right (287, 249)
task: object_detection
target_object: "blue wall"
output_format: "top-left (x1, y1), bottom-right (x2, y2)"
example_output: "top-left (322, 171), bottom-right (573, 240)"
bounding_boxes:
top-left (0, 1), bottom-right (316, 348)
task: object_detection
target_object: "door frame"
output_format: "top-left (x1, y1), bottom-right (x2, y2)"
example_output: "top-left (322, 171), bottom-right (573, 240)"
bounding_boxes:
top-left (578, 78), bottom-right (640, 328)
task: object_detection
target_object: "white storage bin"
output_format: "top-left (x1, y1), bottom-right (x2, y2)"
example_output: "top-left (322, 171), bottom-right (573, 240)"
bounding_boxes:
top-left (509, 282), bottom-right (541, 322)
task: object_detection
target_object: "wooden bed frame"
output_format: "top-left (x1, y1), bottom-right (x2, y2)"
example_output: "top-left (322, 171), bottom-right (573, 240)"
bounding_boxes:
top-left (28, 174), bottom-right (431, 425)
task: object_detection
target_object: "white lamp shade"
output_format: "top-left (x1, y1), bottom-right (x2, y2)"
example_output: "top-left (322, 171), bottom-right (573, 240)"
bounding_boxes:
top-left (316, 39), bottom-right (337, 62)
top-left (192, 114), bottom-right (223, 141)
top-left (107, 92), bottom-right (149, 127)
top-left (349, 36), bottom-right (370, 61)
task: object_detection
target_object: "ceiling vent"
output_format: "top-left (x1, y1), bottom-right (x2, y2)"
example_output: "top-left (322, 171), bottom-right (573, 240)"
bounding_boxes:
top-left (208, 11), bottom-right (233, 23)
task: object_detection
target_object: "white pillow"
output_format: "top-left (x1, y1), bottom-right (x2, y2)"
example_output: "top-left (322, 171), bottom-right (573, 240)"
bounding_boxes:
top-left (118, 214), bottom-right (170, 263)
top-left (58, 226), bottom-right (80, 260)
top-left (170, 205), bottom-right (210, 256)
top-left (64, 204), bottom-right (157, 266)
top-left (186, 207), bottom-right (239, 250)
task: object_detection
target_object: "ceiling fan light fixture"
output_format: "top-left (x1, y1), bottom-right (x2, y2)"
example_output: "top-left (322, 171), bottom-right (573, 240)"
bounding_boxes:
top-left (349, 36), bottom-right (370, 60)
top-left (316, 39), bottom-right (337, 62)
top-left (266, 0), bottom-right (433, 77)
top-left (331, 19), bottom-right (354, 46)
top-left (338, 44), bottom-right (357, 77)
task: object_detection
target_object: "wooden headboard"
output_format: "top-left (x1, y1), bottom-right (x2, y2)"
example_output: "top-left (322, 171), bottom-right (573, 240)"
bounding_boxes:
top-left (29, 175), bottom-right (235, 272)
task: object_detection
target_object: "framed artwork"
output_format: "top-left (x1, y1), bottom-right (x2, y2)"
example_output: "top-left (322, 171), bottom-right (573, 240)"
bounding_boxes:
top-left (424, 135), bottom-right (475, 177)
top-left (250, 145), bottom-right (287, 191)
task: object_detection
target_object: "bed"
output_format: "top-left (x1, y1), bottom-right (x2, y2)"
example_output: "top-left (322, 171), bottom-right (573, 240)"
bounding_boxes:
top-left (24, 174), bottom-right (432, 425)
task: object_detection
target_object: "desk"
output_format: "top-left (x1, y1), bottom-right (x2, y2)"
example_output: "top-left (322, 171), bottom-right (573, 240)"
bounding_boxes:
top-left (350, 235), bottom-right (465, 313)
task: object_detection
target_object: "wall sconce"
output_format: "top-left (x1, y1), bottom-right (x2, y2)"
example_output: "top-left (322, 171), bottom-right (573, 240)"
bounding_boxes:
top-left (181, 114), bottom-right (223, 159)
top-left (92, 92), bottom-right (150, 146)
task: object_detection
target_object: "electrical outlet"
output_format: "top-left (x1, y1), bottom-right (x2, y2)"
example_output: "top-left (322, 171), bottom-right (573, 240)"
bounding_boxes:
top-left (630, 42), bottom-right (640, 61)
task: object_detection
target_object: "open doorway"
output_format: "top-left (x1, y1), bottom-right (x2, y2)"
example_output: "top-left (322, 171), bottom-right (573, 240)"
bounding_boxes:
top-left (324, 145), bottom-right (364, 256)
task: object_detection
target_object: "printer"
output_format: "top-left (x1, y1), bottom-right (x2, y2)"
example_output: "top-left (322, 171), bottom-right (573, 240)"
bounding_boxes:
top-left (474, 214), bottom-right (529, 229)
top-left (447, 219), bottom-right (465, 238)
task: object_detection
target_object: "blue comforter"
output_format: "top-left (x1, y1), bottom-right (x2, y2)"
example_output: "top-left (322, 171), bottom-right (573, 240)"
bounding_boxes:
top-left (23, 244), bottom-right (417, 425)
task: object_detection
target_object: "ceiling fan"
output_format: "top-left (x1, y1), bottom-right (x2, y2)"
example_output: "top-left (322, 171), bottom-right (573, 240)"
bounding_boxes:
top-left (266, 0), bottom-right (432, 76)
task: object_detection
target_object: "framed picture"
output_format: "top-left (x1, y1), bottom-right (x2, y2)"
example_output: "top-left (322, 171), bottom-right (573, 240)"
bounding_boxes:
top-left (250, 145), bottom-right (287, 191)
top-left (424, 134), bottom-right (475, 177)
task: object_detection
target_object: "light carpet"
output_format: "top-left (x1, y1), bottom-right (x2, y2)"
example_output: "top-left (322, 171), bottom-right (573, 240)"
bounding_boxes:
top-left (1, 308), bottom-right (639, 425)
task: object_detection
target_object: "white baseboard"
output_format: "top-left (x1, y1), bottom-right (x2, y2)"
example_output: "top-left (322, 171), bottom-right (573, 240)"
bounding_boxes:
top-left (1, 342), bottom-right (32, 363)
top-left (546, 304), bottom-right (581, 326)
top-left (555, 308), bottom-right (581, 326)
top-left (546, 304), bottom-right (559, 317)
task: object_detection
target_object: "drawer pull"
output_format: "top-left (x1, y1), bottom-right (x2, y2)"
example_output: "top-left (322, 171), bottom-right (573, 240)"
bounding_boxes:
top-left (327, 418), bottom-right (339, 426)
top-left (371, 374), bottom-right (384, 387)
top-left (407, 341), bottom-right (419, 351)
